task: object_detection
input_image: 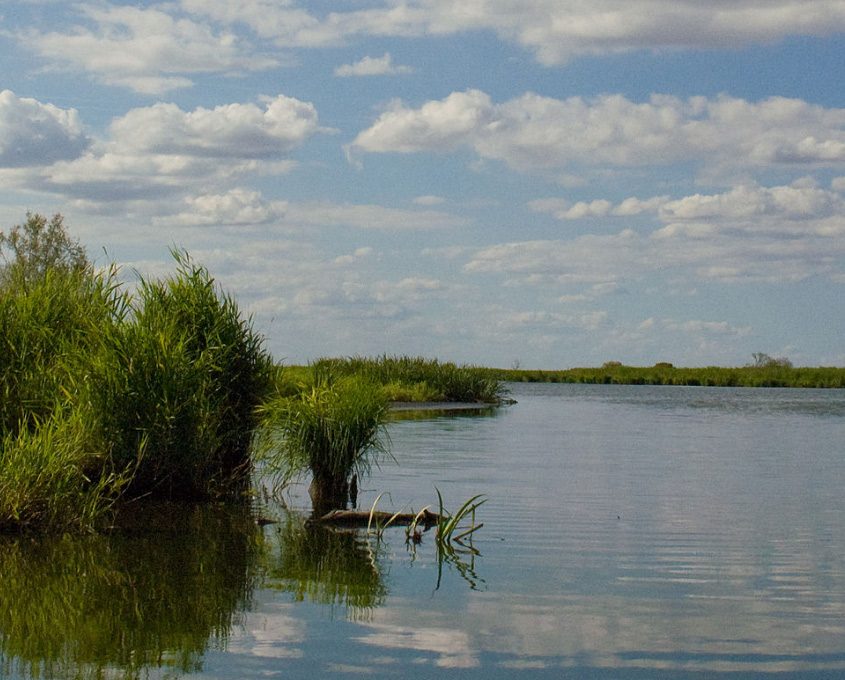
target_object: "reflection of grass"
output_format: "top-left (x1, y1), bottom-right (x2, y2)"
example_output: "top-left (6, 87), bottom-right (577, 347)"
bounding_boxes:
top-left (263, 513), bottom-right (388, 620)
top-left (0, 503), bottom-right (260, 679)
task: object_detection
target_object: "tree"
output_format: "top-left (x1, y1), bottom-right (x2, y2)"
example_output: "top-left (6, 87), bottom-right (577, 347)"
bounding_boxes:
top-left (751, 352), bottom-right (793, 369)
top-left (0, 212), bottom-right (89, 288)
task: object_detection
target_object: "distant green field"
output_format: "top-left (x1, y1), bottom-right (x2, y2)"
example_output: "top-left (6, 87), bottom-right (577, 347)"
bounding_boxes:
top-left (478, 364), bottom-right (845, 389)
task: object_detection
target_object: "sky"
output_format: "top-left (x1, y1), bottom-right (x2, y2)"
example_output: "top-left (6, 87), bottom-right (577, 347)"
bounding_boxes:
top-left (0, 1), bottom-right (844, 368)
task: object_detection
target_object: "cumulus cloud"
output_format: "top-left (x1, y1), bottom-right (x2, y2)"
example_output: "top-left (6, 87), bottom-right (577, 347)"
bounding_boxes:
top-left (110, 95), bottom-right (324, 158)
top-left (334, 52), bottom-right (413, 77)
top-left (153, 188), bottom-right (283, 226)
top-left (284, 202), bottom-right (469, 230)
top-left (0, 90), bottom-right (89, 167)
top-left (350, 90), bottom-right (495, 154)
top-left (181, 1), bottom-right (845, 64)
top-left (351, 91), bottom-right (845, 175)
top-left (465, 178), bottom-right (845, 285)
top-left (8, 94), bottom-right (321, 206)
top-left (23, 4), bottom-right (277, 94)
top-left (530, 196), bottom-right (666, 220)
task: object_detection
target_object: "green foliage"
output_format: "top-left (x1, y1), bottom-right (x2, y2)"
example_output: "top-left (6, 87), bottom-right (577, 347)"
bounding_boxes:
top-left (258, 373), bottom-right (389, 506)
top-left (483, 361), bottom-right (845, 388)
top-left (0, 214), bottom-right (275, 530)
top-left (0, 408), bottom-right (126, 533)
top-left (309, 354), bottom-right (506, 403)
top-left (89, 252), bottom-right (274, 499)
top-left (0, 265), bottom-right (124, 437)
top-left (0, 212), bottom-right (88, 289)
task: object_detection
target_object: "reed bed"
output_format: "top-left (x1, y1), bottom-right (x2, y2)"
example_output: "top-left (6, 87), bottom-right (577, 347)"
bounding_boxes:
top-left (0, 217), bottom-right (274, 530)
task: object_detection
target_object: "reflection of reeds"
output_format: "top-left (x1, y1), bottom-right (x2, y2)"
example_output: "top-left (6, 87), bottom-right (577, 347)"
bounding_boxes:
top-left (263, 513), bottom-right (388, 620)
top-left (0, 503), bottom-right (260, 679)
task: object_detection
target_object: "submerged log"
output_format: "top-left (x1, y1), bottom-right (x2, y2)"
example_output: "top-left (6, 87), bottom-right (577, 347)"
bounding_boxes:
top-left (314, 508), bottom-right (442, 528)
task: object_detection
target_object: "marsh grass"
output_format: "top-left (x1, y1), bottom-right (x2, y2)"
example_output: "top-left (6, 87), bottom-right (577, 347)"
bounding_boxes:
top-left (0, 408), bottom-right (126, 532)
top-left (89, 252), bottom-right (273, 499)
top-left (309, 355), bottom-right (506, 403)
top-left (0, 242), bottom-right (273, 530)
top-left (0, 265), bottom-right (124, 437)
top-left (258, 373), bottom-right (390, 511)
top-left (486, 364), bottom-right (845, 388)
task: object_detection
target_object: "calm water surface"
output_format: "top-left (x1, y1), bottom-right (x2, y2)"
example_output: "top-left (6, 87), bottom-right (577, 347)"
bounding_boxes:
top-left (2, 383), bottom-right (845, 679)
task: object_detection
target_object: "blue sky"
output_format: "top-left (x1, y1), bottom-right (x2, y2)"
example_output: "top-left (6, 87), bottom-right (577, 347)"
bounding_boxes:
top-left (1, 1), bottom-right (843, 368)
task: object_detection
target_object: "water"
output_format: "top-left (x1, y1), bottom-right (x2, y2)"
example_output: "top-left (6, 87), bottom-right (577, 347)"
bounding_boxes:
top-left (2, 383), bottom-right (845, 679)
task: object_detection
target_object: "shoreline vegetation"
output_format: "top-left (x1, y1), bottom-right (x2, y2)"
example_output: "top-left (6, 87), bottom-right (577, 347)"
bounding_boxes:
top-left (479, 361), bottom-right (845, 389)
top-left (0, 214), bottom-right (504, 532)
top-left (1, 213), bottom-right (842, 533)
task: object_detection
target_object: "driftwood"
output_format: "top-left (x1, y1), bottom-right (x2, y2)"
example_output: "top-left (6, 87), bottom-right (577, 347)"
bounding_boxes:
top-left (314, 508), bottom-right (442, 528)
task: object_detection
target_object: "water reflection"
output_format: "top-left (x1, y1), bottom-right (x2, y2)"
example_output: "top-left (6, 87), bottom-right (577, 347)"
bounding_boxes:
top-left (261, 514), bottom-right (388, 620)
top-left (0, 503), bottom-right (260, 679)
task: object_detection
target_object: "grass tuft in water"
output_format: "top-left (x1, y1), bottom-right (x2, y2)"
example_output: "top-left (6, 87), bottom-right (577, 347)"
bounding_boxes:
top-left (257, 372), bottom-right (390, 511)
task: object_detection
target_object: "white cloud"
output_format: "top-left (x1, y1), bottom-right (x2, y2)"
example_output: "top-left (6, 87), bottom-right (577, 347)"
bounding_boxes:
top-left (154, 188), bottom-right (283, 226)
top-left (413, 195), bottom-right (446, 206)
top-left (334, 52), bottom-right (413, 77)
top-left (110, 95), bottom-right (324, 158)
top-left (0, 90), bottom-right (89, 167)
top-left (351, 90), bottom-right (495, 154)
top-left (12, 95), bottom-right (320, 206)
top-left (284, 202), bottom-right (469, 230)
top-left (352, 91), bottom-right (845, 176)
top-left (23, 4), bottom-right (277, 94)
top-left (656, 182), bottom-right (845, 236)
top-left (181, 1), bottom-right (845, 64)
top-left (466, 178), bottom-right (845, 285)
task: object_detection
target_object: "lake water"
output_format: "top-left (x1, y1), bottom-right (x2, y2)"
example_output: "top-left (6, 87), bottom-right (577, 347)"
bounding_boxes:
top-left (2, 383), bottom-right (845, 679)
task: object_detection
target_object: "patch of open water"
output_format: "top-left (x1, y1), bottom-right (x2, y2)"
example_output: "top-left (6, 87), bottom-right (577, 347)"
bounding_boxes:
top-left (2, 383), bottom-right (844, 678)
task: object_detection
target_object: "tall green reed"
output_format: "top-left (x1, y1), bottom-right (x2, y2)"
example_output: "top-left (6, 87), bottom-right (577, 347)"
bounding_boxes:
top-left (89, 252), bottom-right (274, 499)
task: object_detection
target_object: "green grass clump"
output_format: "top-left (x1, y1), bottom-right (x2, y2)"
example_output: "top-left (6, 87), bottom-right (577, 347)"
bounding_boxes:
top-left (258, 373), bottom-right (389, 509)
top-left (0, 213), bottom-right (275, 530)
top-left (0, 265), bottom-right (124, 437)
